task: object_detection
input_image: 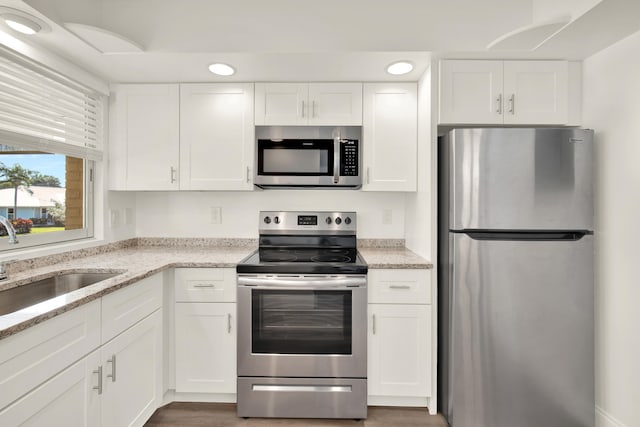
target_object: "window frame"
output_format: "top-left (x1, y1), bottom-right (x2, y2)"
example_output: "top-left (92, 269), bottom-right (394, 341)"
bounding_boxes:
top-left (0, 45), bottom-right (102, 252)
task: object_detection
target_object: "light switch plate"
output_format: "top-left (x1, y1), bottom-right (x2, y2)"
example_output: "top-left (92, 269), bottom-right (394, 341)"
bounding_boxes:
top-left (211, 207), bottom-right (222, 224)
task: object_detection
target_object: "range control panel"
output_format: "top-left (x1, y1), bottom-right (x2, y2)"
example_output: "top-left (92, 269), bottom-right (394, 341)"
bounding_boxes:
top-left (259, 211), bottom-right (357, 234)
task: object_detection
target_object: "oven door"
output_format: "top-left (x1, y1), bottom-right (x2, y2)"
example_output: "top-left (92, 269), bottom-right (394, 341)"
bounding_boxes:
top-left (237, 275), bottom-right (367, 378)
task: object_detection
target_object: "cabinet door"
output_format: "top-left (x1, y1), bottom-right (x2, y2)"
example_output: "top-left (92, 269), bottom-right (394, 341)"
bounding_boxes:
top-left (101, 310), bottom-right (162, 427)
top-left (0, 350), bottom-right (101, 426)
top-left (368, 304), bottom-right (430, 397)
top-left (254, 83), bottom-right (308, 125)
top-left (175, 302), bottom-right (236, 394)
top-left (308, 83), bottom-right (363, 125)
top-left (503, 61), bottom-right (568, 124)
top-left (109, 84), bottom-right (180, 190)
top-left (439, 60), bottom-right (504, 124)
top-left (362, 83), bottom-right (418, 191)
top-left (180, 84), bottom-right (255, 190)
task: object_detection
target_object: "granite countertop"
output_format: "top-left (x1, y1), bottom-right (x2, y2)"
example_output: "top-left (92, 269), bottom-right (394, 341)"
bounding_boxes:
top-left (0, 239), bottom-right (432, 340)
top-left (359, 247), bottom-right (433, 269)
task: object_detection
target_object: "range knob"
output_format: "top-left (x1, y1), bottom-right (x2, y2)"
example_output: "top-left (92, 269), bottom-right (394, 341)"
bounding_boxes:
top-left (344, 216), bottom-right (352, 225)
top-left (263, 216), bottom-right (271, 224)
top-left (335, 217), bottom-right (342, 225)
top-left (274, 216), bottom-right (280, 224)
top-left (325, 217), bottom-right (332, 225)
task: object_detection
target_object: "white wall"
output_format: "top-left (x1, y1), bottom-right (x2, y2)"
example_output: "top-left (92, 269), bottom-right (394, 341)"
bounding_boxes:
top-left (583, 30), bottom-right (640, 427)
top-left (405, 65), bottom-right (433, 260)
top-left (134, 190), bottom-right (407, 239)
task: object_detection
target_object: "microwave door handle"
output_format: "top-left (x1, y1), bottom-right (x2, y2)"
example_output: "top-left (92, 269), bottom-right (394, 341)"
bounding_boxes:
top-left (333, 138), bottom-right (340, 184)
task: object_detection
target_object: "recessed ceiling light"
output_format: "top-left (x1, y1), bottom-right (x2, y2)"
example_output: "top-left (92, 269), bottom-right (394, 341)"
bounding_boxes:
top-left (0, 8), bottom-right (50, 35)
top-left (208, 63), bottom-right (235, 76)
top-left (386, 61), bottom-right (414, 76)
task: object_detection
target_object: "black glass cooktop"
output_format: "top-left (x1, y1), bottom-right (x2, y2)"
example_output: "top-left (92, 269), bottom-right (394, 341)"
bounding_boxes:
top-left (236, 247), bottom-right (368, 275)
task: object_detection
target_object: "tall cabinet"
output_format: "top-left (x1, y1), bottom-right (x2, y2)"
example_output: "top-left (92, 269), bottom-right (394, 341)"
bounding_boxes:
top-left (362, 83), bottom-right (418, 191)
top-left (179, 84), bottom-right (254, 190)
top-left (109, 84), bottom-right (180, 190)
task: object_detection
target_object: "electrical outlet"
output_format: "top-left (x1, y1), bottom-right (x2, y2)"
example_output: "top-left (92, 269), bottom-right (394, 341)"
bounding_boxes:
top-left (109, 209), bottom-right (120, 227)
top-left (382, 209), bottom-right (392, 225)
top-left (211, 207), bottom-right (222, 224)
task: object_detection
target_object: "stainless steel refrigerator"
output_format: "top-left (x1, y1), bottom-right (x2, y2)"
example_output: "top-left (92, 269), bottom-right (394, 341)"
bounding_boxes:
top-left (437, 128), bottom-right (594, 427)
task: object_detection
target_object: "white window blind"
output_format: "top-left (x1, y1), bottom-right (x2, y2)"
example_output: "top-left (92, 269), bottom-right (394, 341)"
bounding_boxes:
top-left (0, 46), bottom-right (103, 160)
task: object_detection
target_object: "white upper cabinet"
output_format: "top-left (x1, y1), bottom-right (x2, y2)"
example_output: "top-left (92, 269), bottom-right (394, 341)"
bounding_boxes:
top-left (109, 84), bottom-right (180, 190)
top-left (180, 83), bottom-right (255, 190)
top-left (109, 83), bottom-right (254, 191)
top-left (502, 61), bottom-right (569, 124)
top-left (439, 60), bottom-right (569, 125)
top-left (362, 83), bottom-right (418, 192)
top-left (255, 83), bottom-right (362, 125)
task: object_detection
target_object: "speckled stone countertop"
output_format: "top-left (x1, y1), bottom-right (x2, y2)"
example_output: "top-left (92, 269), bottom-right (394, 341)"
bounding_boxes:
top-left (0, 238), bottom-right (431, 340)
top-left (358, 247), bottom-right (433, 269)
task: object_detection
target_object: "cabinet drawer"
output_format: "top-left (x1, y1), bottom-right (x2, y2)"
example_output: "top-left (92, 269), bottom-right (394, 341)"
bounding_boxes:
top-left (101, 274), bottom-right (163, 344)
top-left (0, 300), bottom-right (100, 410)
top-left (368, 269), bottom-right (431, 304)
top-left (175, 268), bottom-right (236, 302)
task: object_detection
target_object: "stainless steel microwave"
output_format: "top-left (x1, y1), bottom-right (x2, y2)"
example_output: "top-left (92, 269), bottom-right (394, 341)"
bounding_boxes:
top-left (254, 138), bottom-right (361, 189)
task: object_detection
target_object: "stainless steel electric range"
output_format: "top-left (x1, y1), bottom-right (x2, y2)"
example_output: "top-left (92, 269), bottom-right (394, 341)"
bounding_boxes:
top-left (236, 211), bottom-right (368, 419)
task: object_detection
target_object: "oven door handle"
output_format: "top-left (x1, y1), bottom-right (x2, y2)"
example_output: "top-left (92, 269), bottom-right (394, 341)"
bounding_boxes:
top-left (237, 276), bottom-right (366, 288)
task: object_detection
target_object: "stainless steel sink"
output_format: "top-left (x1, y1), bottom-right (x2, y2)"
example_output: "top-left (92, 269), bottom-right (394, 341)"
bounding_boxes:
top-left (0, 271), bottom-right (122, 316)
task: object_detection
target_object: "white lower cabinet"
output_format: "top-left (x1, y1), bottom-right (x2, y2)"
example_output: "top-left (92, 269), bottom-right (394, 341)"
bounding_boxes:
top-left (174, 268), bottom-right (237, 399)
top-left (175, 303), bottom-right (236, 394)
top-left (367, 269), bottom-right (433, 407)
top-left (0, 350), bottom-right (100, 426)
top-left (101, 310), bottom-right (163, 427)
top-left (368, 304), bottom-right (431, 397)
top-left (0, 275), bottom-right (164, 427)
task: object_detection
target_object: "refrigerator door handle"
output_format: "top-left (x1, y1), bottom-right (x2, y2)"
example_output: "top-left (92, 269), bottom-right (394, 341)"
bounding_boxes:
top-left (462, 231), bottom-right (591, 241)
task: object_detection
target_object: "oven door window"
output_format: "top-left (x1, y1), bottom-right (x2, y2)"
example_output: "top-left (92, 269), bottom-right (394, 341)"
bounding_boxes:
top-left (257, 139), bottom-right (334, 176)
top-left (252, 290), bottom-right (352, 355)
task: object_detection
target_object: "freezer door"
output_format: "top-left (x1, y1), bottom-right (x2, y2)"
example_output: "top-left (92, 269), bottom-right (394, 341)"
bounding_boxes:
top-left (447, 232), bottom-right (594, 427)
top-left (449, 128), bottom-right (593, 231)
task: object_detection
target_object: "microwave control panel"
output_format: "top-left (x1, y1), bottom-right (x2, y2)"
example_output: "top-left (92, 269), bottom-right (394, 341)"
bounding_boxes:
top-left (340, 139), bottom-right (359, 176)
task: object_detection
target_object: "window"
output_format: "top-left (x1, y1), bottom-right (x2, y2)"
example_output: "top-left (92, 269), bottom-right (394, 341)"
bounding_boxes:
top-left (0, 46), bottom-right (102, 251)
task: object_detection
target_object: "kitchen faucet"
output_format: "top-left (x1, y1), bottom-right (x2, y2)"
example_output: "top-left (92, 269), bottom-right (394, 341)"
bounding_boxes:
top-left (0, 215), bottom-right (18, 281)
top-left (0, 215), bottom-right (18, 245)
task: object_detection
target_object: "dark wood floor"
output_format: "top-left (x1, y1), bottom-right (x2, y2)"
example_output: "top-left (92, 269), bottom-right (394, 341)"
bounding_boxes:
top-left (145, 403), bottom-right (448, 427)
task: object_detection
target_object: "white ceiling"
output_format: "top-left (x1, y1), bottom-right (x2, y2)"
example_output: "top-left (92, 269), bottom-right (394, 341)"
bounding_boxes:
top-left (0, 0), bottom-right (638, 83)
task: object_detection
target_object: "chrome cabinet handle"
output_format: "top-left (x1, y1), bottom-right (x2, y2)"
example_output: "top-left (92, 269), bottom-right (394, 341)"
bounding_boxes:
top-left (366, 167), bottom-right (371, 184)
top-left (509, 94), bottom-right (515, 114)
top-left (193, 283), bottom-right (215, 288)
top-left (227, 313), bottom-right (232, 333)
top-left (170, 167), bottom-right (177, 183)
top-left (107, 355), bottom-right (116, 382)
top-left (93, 366), bottom-right (103, 395)
top-left (301, 100), bottom-right (305, 118)
top-left (246, 166), bottom-right (250, 183)
top-left (312, 100), bottom-right (317, 117)
top-left (390, 285), bottom-right (411, 290)
top-left (496, 94), bottom-right (502, 114)
top-left (372, 314), bottom-right (376, 335)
